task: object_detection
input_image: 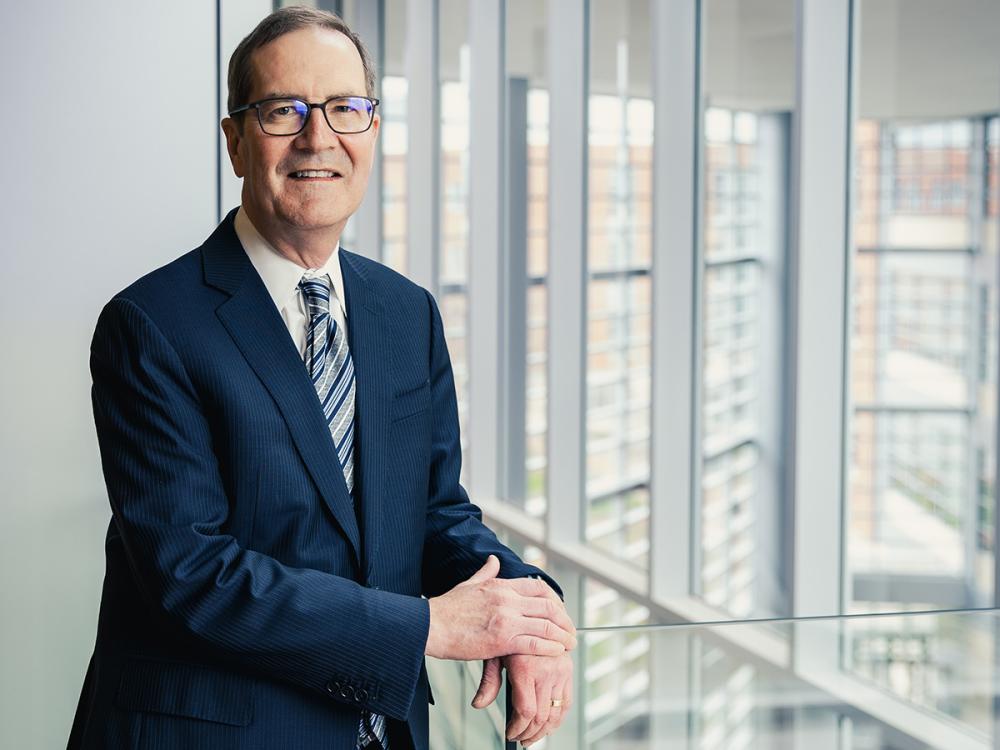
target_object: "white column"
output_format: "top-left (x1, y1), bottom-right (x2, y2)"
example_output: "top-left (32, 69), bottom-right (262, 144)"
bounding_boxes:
top-left (467, 0), bottom-right (506, 500)
top-left (788, 0), bottom-right (853, 619)
top-left (545, 0), bottom-right (588, 546)
top-left (755, 113), bottom-right (793, 616)
top-left (350, 0), bottom-right (385, 260)
top-left (649, 0), bottom-right (699, 602)
top-left (503, 76), bottom-right (530, 504)
top-left (405, 0), bottom-right (440, 293)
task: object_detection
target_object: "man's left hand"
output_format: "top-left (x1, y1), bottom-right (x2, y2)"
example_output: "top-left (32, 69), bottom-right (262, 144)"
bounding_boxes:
top-left (471, 652), bottom-right (574, 747)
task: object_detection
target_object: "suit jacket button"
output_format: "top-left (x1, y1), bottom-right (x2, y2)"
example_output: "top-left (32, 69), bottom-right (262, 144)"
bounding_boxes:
top-left (326, 681), bottom-right (339, 695)
top-left (356, 688), bottom-right (369, 703)
top-left (340, 685), bottom-right (354, 700)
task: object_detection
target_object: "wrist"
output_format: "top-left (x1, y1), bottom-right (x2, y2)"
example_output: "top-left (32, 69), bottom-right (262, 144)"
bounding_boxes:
top-left (424, 596), bottom-right (440, 658)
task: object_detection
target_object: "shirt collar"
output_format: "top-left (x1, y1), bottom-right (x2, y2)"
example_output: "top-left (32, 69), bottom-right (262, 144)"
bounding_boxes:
top-left (233, 205), bottom-right (347, 319)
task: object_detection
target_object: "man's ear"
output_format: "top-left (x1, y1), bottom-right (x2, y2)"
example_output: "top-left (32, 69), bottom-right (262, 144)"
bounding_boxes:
top-left (220, 117), bottom-right (246, 178)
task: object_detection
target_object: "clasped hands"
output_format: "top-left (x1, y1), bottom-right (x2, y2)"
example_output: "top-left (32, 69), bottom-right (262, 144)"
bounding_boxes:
top-left (425, 555), bottom-right (576, 747)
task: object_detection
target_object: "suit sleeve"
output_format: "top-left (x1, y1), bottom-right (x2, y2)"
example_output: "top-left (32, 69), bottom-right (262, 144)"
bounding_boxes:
top-left (419, 290), bottom-right (564, 601)
top-left (90, 296), bottom-right (429, 720)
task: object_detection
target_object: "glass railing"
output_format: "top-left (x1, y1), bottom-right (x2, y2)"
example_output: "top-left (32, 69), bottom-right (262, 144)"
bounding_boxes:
top-left (427, 656), bottom-right (511, 748)
top-left (430, 608), bottom-right (1000, 749)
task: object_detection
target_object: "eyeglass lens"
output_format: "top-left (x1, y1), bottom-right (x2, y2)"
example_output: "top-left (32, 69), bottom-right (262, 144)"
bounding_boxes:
top-left (258, 97), bottom-right (373, 135)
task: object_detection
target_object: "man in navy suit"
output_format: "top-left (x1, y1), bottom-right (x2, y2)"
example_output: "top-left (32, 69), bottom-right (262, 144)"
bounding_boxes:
top-left (69, 7), bottom-right (575, 749)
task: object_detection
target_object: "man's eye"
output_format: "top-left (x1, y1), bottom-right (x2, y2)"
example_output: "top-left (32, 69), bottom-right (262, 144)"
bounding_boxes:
top-left (263, 104), bottom-right (300, 120)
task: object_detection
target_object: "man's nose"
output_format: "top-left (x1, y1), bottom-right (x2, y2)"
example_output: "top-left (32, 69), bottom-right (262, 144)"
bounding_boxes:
top-left (295, 106), bottom-right (342, 150)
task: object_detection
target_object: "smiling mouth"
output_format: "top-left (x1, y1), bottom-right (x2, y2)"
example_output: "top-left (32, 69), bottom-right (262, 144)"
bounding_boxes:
top-left (289, 169), bottom-right (343, 179)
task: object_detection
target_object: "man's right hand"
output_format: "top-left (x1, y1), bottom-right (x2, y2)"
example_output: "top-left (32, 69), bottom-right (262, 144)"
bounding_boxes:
top-left (424, 555), bottom-right (578, 660)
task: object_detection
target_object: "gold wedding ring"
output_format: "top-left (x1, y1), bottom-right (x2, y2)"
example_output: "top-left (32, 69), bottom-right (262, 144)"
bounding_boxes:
top-left (550, 699), bottom-right (564, 707)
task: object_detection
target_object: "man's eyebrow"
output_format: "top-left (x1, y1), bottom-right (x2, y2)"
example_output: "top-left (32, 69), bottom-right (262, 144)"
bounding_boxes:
top-left (260, 91), bottom-right (365, 100)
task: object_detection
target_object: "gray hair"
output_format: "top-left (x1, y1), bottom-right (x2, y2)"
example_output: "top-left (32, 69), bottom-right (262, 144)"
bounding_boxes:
top-left (227, 6), bottom-right (376, 118)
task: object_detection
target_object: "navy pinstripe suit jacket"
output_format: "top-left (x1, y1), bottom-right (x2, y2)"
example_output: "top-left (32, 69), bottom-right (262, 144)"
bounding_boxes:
top-left (68, 209), bottom-right (562, 750)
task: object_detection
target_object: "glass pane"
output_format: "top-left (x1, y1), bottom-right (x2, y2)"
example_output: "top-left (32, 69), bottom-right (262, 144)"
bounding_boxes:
top-left (507, 0), bottom-right (550, 518)
top-left (427, 657), bottom-right (509, 748)
top-left (847, 0), bottom-right (1000, 612)
top-left (585, 0), bottom-right (653, 572)
top-left (339, 1), bottom-right (360, 248)
top-left (439, 0), bottom-right (470, 480)
top-left (382, 0), bottom-right (408, 273)
top-left (270, 1), bottom-right (373, 252)
top-left (449, 610), bottom-right (1000, 748)
top-left (698, 0), bottom-right (794, 618)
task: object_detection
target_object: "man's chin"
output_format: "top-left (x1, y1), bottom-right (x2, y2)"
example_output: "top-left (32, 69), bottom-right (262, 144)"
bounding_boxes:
top-left (276, 207), bottom-right (351, 233)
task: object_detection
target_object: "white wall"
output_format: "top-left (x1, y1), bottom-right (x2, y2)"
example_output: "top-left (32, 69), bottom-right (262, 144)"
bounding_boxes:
top-left (0, 2), bottom-right (218, 746)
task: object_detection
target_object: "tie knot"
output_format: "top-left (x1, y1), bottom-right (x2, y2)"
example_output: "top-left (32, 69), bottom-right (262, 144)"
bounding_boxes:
top-left (298, 275), bottom-right (332, 318)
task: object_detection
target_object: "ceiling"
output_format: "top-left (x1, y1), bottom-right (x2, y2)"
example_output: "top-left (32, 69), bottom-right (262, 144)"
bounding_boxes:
top-left (382, 0), bottom-right (999, 120)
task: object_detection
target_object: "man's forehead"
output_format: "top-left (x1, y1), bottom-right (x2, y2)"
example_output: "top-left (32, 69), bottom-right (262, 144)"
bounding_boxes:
top-left (250, 27), bottom-right (366, 96)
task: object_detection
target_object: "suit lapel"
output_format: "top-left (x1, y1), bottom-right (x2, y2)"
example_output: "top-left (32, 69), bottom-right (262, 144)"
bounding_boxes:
top-left (202, 211), bottom-right (362, 567)
top-left (339, 250), bottom-right (390, 584)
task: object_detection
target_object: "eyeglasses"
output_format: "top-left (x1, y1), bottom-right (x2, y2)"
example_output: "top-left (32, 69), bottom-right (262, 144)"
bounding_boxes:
top-left (229, 95), bottom-right (379, 136)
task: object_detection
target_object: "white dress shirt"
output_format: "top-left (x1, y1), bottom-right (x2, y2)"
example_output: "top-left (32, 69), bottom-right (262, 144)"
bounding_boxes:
top-left (234, 206), bottom-right (349, 356)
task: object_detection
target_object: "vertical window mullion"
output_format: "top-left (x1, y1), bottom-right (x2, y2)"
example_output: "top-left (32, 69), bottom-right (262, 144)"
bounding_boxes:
top-left (504, 75), bottom-right (530, 505)
top-left (349, 0), bottom-right (384, 261)
top-left (467, 0), bottom-right (506, 499)
top-left (546, 0), bottom-right (588, 547)
top-left (405, 0), bottom-right (439, 294)
top-left (649, 0), bottom-right (699, 601)
top-left (789, 0), bottom-right (853, 619)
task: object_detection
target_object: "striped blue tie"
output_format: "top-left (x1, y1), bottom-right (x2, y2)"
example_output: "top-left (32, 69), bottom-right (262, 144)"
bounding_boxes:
top-left (298, 275), bottom-right (389, 750)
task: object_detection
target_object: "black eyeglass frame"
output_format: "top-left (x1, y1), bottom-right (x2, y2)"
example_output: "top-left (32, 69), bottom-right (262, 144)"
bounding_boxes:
top-left (228, 95), bottom-right (380, 136)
